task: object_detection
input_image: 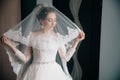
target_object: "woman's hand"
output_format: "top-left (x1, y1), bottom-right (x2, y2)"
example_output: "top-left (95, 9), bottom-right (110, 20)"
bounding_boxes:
top-left (1, 35), bottom-right (12, 46)
top-left (71, 31), bottom-right (85, 49)
top-left (75, 30), bottom-right (85, 43)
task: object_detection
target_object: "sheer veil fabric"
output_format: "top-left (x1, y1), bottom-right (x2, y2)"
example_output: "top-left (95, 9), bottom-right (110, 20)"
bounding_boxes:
top-left (3, 3), bottom-right (82, 80)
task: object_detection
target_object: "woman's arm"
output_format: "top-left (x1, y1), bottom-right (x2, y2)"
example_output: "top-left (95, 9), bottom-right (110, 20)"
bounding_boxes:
top-left (58, 31), bottom-right (85, 62)
top-left (1, 35), bottom-right (32, 63)
top-left (58, 45), bottom-right (76, 62)
top-left (15, 47), bottom-right (32, 63)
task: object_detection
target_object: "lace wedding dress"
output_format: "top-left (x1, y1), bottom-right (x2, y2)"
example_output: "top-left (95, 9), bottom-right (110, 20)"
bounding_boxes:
top-left (16, 33), bottom-right (74, 80)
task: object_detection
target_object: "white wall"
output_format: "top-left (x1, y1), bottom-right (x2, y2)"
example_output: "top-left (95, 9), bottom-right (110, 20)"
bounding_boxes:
top-left (99, 0), bottom-right (120, 80)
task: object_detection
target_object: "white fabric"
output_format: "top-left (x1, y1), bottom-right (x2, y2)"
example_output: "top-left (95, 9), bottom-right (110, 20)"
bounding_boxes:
top-left (15, 50), bottom-right (27, 63)
top-left (14, 33), bottom-right (75, 80)
top-left (15, 33), bottom-right (76, 63)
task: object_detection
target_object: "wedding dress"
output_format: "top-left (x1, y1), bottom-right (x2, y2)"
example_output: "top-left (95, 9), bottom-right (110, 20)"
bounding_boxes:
top-left (14, 33), bottom-right (75, 80)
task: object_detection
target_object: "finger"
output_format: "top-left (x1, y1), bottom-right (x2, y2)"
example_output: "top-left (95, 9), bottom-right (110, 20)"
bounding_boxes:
top-left (5, 37), bottom-right (8, 41)
top-left (3, 37), bottom-right (7, 42)
top-left (83, 33), bottom-right (85, 38)
top-left (81, 32), bottom-right (85, 37)
top-left (3, 36), bottom-right (6, 39)
top-left (82, 33), bottom-right (85, 38)
top-left (3, 36), bottom-right (7, 39)
top-left (4, 36), bottom-right (7, 40)
top-left (4, 35), bottom-right (8, 40)
top-left (80, 32), bottom-right (83, 37)
top-left (79, 34), bottom-right (82, 38)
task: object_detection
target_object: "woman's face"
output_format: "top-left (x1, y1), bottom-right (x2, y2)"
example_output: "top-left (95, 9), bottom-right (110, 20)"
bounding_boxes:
top-left (41, 12), bottom-right (56, 30)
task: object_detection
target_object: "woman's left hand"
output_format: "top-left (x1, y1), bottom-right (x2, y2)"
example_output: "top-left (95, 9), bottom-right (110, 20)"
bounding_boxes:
top-left (75, 31), bottom-right (85, 43)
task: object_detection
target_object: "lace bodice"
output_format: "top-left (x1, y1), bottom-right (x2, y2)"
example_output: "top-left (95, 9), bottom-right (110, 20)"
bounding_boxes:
top-left (30, 35), bottom-right (59, 63)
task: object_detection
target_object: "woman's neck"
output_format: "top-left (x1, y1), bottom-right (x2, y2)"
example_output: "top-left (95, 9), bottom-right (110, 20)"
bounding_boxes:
top-left (42, 28), bottom-right (51, 35)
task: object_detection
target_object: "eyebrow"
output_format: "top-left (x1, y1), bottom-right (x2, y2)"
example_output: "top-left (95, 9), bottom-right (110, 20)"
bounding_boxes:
top-left (46, 18), bottom-right (56, 20)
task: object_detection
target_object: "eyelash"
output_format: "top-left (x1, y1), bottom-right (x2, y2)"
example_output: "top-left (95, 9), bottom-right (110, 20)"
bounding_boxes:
top-left (48, 19), bottom-right (56, 22)
top-left (48, 19), bottom-right (52, 22)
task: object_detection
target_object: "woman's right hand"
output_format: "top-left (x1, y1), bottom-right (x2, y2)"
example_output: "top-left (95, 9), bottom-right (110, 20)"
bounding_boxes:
top-left (1, 35), bottom-right (19, 54)
top-left (1, 35), bottom-right (12, 46)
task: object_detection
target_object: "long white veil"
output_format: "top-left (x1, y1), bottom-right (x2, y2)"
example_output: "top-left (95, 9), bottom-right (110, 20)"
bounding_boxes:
top-left (3, 3), bottom-right (82, 80)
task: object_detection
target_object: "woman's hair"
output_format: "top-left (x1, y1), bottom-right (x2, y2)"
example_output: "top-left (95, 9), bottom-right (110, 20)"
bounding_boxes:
top-left (37, 7), bottom-right (55, 21)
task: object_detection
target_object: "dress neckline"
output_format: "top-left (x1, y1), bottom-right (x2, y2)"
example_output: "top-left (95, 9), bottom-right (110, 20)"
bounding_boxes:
top-left (35, 34), bottom-right (58, 40)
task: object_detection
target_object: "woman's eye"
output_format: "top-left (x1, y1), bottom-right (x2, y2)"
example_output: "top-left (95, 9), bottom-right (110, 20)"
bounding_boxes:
top-left (48, 19), bottom-right (52, 22)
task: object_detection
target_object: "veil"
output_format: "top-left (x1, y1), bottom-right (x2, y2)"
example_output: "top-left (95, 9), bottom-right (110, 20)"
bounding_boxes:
top-left (3, 3), bottom-right (82, 80)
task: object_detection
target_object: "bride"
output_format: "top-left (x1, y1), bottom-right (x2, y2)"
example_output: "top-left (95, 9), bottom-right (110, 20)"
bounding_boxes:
top-left (1, 4), bottom-right (85, 80)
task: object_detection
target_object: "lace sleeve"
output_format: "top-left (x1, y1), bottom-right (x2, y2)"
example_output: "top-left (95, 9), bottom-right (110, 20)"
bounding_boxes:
top-left (15, 48), bottom-right (32, 64)
top-left (58, 44), bottom-right (76, 62)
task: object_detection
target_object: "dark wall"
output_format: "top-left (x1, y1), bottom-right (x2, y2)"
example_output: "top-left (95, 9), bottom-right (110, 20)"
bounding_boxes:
top-left (21, 0), bottom-right (36, 19)
top-left (54, 0), bottom-right (102, 80)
